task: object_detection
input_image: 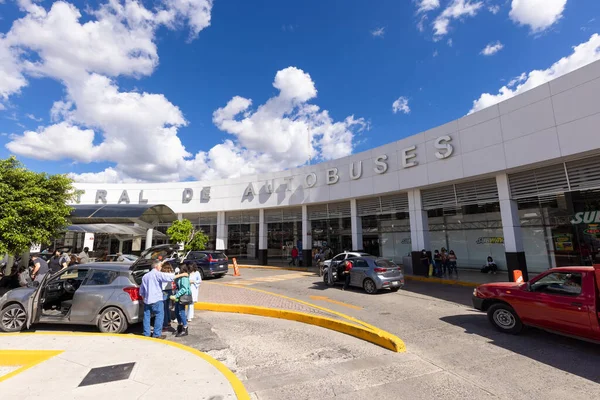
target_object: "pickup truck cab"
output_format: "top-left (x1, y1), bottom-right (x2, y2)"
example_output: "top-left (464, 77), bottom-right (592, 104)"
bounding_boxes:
top-left (472, 265), bottom-right (600, 343)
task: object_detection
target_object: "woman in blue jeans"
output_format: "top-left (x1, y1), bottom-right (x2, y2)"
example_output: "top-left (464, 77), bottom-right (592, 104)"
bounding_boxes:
top-left (161, 264), bottom-right (175, 331)
top-left (170, 264), bottom-right (191, 337)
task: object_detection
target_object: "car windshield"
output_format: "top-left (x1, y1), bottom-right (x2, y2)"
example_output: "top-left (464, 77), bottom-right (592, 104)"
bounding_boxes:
top-left (375, 259), bottom-right (396, 268)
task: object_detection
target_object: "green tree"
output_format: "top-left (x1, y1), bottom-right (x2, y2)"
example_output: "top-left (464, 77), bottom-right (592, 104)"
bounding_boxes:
top-left (0, 156), bottom-right (77, 257)
top-left (166, 219), bottom-right (209, 252)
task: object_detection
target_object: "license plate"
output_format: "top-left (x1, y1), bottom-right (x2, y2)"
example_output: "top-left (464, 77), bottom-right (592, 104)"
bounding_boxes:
top-left (391, 281), bottom-right (399, 286)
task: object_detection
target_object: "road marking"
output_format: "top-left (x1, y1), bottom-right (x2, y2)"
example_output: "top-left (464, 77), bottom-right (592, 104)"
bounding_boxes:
top-left (309, 295), bottom-right (363, 310)
top-left (0, 350), bottom-right (63, 383)
top-left (226, 272), bottom-right (313, 286)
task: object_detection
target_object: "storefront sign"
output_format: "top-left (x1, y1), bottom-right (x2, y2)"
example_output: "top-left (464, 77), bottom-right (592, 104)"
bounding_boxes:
top-left (553, 234), bottom-right (574, 251)
top-left (571, 211), bottom-right (600, 224)
top-left (584, 224), bottom-right (600, 236)
top-left (476, 237), bottom-right (504, 245)
top-left (83, 135), bottom-right (454, 205)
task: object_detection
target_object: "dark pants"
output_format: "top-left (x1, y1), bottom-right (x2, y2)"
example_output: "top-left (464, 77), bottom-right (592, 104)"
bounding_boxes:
top-left (163, 290), bottom-right (172, 327)
top-left (343, 272), bottom-right (351, 289)
top-left (289, 256), bottom-right (297, 266)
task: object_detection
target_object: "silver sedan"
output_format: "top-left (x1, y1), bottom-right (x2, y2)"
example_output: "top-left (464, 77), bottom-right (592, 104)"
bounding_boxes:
top-left (323, 257), bottom-right (405, 294)
top-left (0, 263), bottom-right (143, 333)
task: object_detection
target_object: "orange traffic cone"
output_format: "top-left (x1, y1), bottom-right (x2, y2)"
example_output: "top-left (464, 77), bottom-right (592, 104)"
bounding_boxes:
top-left (233, 258), bottom-right (240, 277)
top-left (513, 270), bottom-right (524, 283)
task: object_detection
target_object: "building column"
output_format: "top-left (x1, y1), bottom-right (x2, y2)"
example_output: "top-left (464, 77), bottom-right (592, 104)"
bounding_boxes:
top-left (408, 189), bottom-right (431, 276)
top-left (302, 205), bottom-right (312, 267)
top-left (497, 173), bottom-right (529, 282)
top-left (350, 199), bottom-right (364, 252)
top-left (145, 228), bottom-right (153, 250)
top-left (118, 240), bottom-right (124, 254)
top-left (258, 209), bottom-right (268, 265)
top-left (216, 211), bottom-right (228, 251)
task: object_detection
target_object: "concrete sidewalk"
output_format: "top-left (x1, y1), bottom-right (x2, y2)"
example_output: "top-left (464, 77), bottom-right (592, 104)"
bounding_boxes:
top-left (0, 333), bottom-right (248, 400)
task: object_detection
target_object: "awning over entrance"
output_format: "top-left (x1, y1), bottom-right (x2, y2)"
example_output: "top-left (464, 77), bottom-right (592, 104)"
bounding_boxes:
top-left (70, 204), bottom-right (176, 224)
top-left (66, 224), bottom-right (167, 238)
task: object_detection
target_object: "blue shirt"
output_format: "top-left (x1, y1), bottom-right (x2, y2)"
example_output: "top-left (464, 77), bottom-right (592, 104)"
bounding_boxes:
top-left (139, 269), bottom-right (174, 305)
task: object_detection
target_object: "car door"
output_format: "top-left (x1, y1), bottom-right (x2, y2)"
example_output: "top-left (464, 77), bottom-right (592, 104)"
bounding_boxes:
top-left (70, 269), bottom-right (116, 323)
top-left (525, 271), bottom-right (593, 338)
top-left (330, 254), bottom-right (345, 272)
top-left (26, 274), bottom-right (50, 329)
top-left (350, 259), bottom-right (369, 287)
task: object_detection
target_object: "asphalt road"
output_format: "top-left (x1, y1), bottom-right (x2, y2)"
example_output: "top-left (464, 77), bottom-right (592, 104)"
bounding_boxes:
top-left (201, 268), bottom-right (600, 400)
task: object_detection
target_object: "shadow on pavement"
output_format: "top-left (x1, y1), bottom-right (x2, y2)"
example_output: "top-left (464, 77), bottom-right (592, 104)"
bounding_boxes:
top-left (401, 281), bottom-right (474, 307)
top-left (441, 313), bottom-right (600, 383)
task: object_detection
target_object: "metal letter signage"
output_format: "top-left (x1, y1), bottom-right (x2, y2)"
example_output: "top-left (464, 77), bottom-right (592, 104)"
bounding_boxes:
top-left (305, 173), bottom-right (317, 188)
top-left (244, 183), bottom-right (256, 197)
top-left (401, 146), bottom-right (418, 168)
top-left (374, 155), bottom-right (388, 174)
top-left (434, 135), bottom-right (453, 159)
top-left (350, 161), bottom-right (362, 180)
top-left (283, 177), bottom-right (294, 192)
top-left (95, 190), bottom-right (107, 204)
top-left (201, 187), bottom-right (211, 201)
top-left (118, 190), bottom-right (130, 204)
top-left (138, 190), bottom-right (148, 204)
top-left (182, 188), bottom-right (193, 204)
top-left (264, 180), bottom-right (274, 194)
top-left (327, 168), bottom-right (339, 184)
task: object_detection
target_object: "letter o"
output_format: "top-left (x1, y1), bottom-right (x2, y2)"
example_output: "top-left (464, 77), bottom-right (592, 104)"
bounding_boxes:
top-left (305, 173), bottom-right (317, 188)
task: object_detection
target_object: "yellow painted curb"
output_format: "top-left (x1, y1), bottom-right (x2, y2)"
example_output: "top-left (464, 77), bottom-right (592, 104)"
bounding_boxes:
top-left (1, 332), bottom-right (250, 400)
top-left (0, 350), bottom-right (63, 383)
top-left (195, 302), bottom-right (406, 353)
top-left (405, 275), bottom-right (479, 288)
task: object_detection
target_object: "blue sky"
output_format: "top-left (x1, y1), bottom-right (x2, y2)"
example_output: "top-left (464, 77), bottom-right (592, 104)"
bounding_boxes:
top-left (0, 0), bottom-right (599, 182)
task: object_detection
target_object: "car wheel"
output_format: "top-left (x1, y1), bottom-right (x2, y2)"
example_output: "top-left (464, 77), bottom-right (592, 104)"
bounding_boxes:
top-left (98, 307), bottom-right (128, 334)
top-left (487, 303), bottom-right (523, 334)
top-left (390, 288), bottom-right (400, 293)
top-left (0, 304), bottom-right (27, 332)
top-left (363, 278), bottom-right (377, 294)
top-left (199, 268), bottom-right (206, 280)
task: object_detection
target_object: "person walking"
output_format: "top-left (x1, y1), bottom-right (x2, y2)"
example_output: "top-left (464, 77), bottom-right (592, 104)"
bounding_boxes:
top-left (31, 254), bottom-right (49, 282)
top-left (77, 247), bottom-right (90, 264)
top-left (139, 260), bottom-right (176, 339)
top-left (170, 264), bottom-right (191, 337)
top-left (187, 264), bottom-right (201, 322)
top-left (289, 246), bottom-right (299, 267)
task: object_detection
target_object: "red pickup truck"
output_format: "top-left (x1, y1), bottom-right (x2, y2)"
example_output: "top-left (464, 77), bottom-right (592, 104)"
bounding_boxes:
top-left (472, 265), bottom-right (600, 343)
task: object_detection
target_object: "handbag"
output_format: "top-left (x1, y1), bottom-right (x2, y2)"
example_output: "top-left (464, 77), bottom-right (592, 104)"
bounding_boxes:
top-left (179, 294), bottom-right (193, 305)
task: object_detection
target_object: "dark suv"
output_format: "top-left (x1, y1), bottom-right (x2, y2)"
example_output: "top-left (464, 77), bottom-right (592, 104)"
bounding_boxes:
top-left (182, 251), bottom-right (228, 279)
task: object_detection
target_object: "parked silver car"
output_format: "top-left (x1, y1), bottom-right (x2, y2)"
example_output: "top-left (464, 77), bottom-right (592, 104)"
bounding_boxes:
top-left (323, 257), bottom-right (405, 294)
top-left (0, 244), bottom-right (178, 333)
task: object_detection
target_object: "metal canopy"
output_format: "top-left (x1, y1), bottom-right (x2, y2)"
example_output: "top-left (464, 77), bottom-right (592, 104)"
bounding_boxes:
top-left (66, 224), bottom-right (167, 238)
top-left (70, 204), bottom-right (176, 224)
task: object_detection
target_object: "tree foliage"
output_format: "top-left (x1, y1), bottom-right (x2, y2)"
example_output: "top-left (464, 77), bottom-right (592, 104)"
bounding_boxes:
top-left (0, 156), bottom-right (77, 256)
top-left (166, 219), bottom-right (209, 252)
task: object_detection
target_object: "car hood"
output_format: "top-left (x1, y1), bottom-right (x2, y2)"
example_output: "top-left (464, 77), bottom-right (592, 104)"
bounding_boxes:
top-left (0, 286), bottom-right (35, 303)
top-left (477, 282), bottom-right (524, 290)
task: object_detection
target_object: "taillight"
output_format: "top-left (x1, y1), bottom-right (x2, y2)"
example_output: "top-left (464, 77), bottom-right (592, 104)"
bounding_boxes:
top-left (374, 267), bottom-right (387, 273)
top-left (123, 287), bottom-right (140, 301)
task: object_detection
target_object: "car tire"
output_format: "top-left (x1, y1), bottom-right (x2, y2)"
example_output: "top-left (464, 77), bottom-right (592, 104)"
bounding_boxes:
top-left (487, 303), bottom-right (523, 334)
top-left (0, 304), bottom-right (27, 332)
top-left (390, 288), bottom-right (400, 293)
top-left (98, 307), bottom-right (128, 334)
top-left (363, 278), bottom-right (377, 294)
top-left (199, 268), bottom-right (206, 280)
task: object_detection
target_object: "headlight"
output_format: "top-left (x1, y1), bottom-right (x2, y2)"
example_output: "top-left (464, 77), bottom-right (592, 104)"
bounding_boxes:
top-left (473, 288), bottom-right (478, 297)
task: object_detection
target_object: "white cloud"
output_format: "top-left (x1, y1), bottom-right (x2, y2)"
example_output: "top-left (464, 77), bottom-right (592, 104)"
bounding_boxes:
top-left (433, 49), bottom-right (439, 57)
top-left (392, 97), bottom-right (410, 114)
top-left (447, 38), bottom-right (453, 47)
top-left (371, 27), bottom-right (385, 37)
top-left (416, 0), bottom-right (440, 13)
top-left (417, 15), bottom-right (428, 32)
top-left (488, 5), bottom-right (500, 14)
top-left (25, 113), bottom-right (42, 121)
top-left (509, 0), bottom-right (567, 33)
top-left (481, 41), bottom-right (504, 55)
top-left (210, 67), bottom-right (366, 178)
top-left (0, 36), bottom-right (27, 102)
top-left (469, 33), bottom-right (600, 114)
top-left (433, 0), bottom-right (483, 38)
top-left (3, 1), bottom-right (364, 183)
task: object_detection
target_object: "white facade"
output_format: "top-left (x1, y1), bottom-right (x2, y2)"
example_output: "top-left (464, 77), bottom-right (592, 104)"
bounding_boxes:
top-left (73, 60), bottom-right (600, 276)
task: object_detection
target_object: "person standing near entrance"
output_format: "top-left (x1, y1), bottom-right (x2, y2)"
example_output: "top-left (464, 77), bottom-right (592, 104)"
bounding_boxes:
top-left (78, 247), bottom-right (90, 264)
top-left (290, 246), bottom-right (299, 267)
top-left (139, 260), bottom-right (175, 339)
top-left (30, 255), bottom-right (49, 282)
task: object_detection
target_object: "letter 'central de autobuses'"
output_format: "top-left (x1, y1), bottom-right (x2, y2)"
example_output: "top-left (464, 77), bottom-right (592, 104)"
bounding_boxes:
top-left (85, 135), bottom-right (454, 204)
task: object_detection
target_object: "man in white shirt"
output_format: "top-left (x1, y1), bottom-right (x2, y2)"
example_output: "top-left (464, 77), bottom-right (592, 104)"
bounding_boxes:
top-left (78, 247), bottom-right (90, 264)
